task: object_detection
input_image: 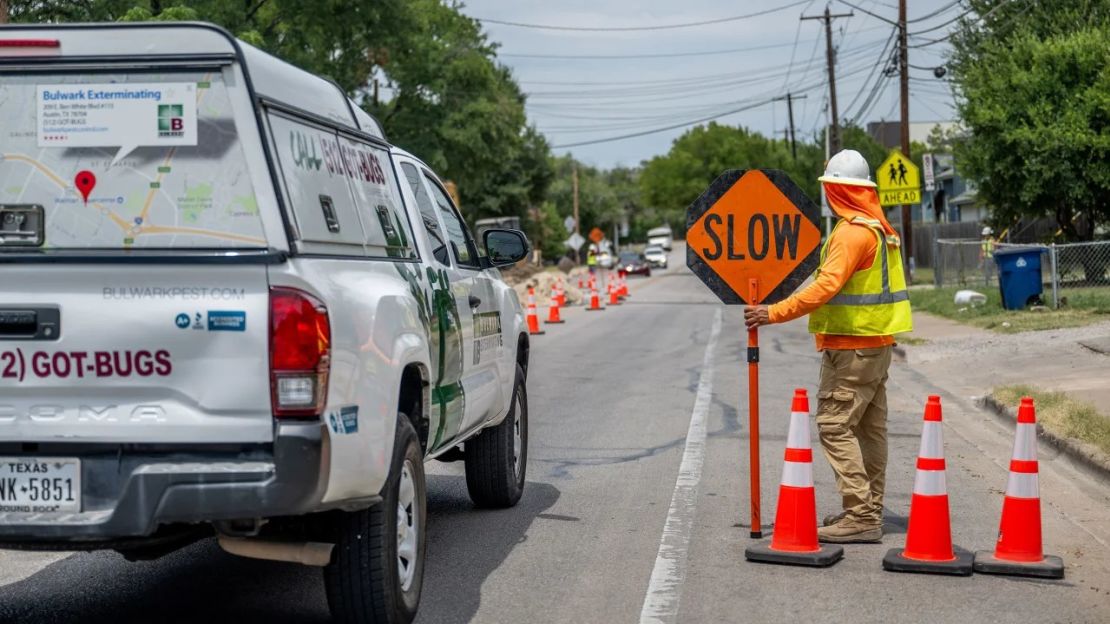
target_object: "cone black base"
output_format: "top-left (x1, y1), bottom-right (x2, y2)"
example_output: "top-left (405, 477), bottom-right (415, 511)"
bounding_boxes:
top-left (544, 320), bottom-right (565, 324)
top-left (745, 543), bottom-right (843, 567)
top-left (585, 308), bottom-right (604, 311)
top-left (529, 330), bottom-right (546, 335)
top-left (882, 548), bottom-right (973, 576)
top-left (973, 551), bottom-right (1064, 579)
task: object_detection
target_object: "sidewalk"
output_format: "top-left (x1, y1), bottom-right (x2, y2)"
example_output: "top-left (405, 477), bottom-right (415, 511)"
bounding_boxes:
top-left (900, 311), bottom-right (1110, 419)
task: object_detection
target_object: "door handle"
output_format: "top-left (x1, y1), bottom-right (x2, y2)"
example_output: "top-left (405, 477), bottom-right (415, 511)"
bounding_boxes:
top-left (468, 295), bottom-right (482, 309)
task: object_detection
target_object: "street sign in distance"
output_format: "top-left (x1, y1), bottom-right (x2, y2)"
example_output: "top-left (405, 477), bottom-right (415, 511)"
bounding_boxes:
top-left (923, 153), bottom-right (935, 192)
top-left (588, 227), bottom-right (605, 244)
top-left (877, 149), bottom-right (921, 207)
top-left (564, 232), bottom-right (586, 250)
top-left (564, 216), bottom-right (576, 233)
top-left (686, 169), bottom-right (822, 305)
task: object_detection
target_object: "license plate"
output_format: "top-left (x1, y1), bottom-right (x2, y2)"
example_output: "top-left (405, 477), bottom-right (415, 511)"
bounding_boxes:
top-left (0, 457), bottom-right (81, 514)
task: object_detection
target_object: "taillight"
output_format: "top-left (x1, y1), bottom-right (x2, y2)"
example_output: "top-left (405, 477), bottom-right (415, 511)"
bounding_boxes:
top-left (270, 287), bottom-right (330, 419)
top-left (0, 39), bottom-right (61, 57)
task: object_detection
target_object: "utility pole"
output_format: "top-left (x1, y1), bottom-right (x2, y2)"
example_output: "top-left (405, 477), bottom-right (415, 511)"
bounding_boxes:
top-left (802, 7), bottom-right (852, 153)
top-left (898, 0), bottom-right (914, 281)
top-left (0, 0), bottom-right (9, 24)
top-left (572, 163), bottom-right (581, 264)
top-left (774, 92), bottom-right (808, 161)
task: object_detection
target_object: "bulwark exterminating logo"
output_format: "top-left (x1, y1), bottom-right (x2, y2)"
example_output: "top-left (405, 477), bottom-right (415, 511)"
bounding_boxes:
top-left (158, 104), bottom-right (185, 138)
top-left (472, 311), bottom-right (503, 365)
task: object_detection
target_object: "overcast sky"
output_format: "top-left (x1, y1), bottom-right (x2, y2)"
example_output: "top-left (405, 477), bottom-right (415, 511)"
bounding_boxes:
top-left (456, 0), bottom-right (959, 169)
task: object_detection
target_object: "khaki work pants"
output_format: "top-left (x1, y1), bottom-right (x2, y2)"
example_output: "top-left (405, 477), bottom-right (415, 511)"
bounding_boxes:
top-left (816, 346), bottom-right (892, 525)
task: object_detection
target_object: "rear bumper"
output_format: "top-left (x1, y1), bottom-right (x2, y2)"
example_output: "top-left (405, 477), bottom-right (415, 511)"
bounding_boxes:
top-left (0, 422), bottom-right (332, 543)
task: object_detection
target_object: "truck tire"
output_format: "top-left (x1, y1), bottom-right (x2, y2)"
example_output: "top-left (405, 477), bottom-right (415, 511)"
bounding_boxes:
top-left (465, 364), bottom-right (527, 508)
top-left (325, 413), bottom-right (426, 624)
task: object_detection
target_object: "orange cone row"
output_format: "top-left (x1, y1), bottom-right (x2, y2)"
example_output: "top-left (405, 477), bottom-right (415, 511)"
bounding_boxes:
top-left (748, 392), bottom-right (1064, 579)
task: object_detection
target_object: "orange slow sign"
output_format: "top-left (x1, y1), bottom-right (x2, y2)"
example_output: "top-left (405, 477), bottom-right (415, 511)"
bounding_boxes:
top-left (686, 170), bottom-right (822, 305)
top-left (588, 227), bottom-right (605, 244)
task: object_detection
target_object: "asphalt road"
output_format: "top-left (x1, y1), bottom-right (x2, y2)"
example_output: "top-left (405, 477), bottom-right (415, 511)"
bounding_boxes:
top-left (2, 245), bottom-right (1109, 623)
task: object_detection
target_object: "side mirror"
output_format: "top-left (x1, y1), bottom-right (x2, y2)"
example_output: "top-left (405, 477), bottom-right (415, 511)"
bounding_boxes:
top-left (483, 228), bottom-right (531, 267)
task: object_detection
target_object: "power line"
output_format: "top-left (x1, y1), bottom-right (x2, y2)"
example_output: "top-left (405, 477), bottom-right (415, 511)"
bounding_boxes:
top-left (907, 1), bottom-right (961, 23)
top-left (907, 10), bottom-right (972, 37)
top-left (780, 0), bottom-right (819, 90)
top-left (499, 40), bottom-right (799, 60)
top-left (474, 1), bottom-right (811, 32)
top-left (843, 26), bottom-right (898, 124)
top-left (546, 63), bottom-right (875, 146)
top-left (551, 99), bottom-right (778, 148)
top-left (835, 0), bottom-right (896, 25)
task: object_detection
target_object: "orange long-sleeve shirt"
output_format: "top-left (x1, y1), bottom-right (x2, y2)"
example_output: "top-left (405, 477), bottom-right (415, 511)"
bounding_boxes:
top-left (767, 221), bottom-right (896, 351)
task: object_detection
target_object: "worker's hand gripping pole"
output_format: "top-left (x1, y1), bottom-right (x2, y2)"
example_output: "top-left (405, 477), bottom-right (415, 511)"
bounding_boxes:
top-left (747, 278), bottom-right (762, 539)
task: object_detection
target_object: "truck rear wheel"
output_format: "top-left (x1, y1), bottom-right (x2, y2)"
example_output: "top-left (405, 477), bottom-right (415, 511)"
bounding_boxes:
top-left (465, 364), bottom-right (527, 508)
top-left (325, 413), bottom-right (426, 624)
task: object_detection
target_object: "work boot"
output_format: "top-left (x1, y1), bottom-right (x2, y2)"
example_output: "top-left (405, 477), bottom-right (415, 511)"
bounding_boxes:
top-left (817, 518), bottom-right (883, 544)
top-left (822, 510), bottom-right (848, 527)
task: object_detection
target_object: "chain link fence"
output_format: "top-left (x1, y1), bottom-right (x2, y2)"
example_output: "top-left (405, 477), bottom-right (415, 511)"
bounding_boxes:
top-left (934, 238), bottom-right (1110, 307)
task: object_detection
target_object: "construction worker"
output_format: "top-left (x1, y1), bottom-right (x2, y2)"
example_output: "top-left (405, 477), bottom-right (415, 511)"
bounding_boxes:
top-left (980, 226), bottom-right (997, 285)
top-left (587, 247), bottom-right (598, 274)
top-left (744, 149), bottom-right (912, 544)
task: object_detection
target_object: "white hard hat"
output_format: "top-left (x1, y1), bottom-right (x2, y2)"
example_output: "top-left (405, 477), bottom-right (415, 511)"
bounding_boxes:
top-left (818, 149), bottom-right (877, 188)
top-left (982, 226), bottom-right (993, 236)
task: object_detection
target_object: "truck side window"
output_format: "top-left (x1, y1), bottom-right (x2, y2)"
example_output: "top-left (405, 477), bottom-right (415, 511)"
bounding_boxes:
top-left (400, 163), bottom-right (449, 266)
top-left (424, 175), bottom-right (479, 269)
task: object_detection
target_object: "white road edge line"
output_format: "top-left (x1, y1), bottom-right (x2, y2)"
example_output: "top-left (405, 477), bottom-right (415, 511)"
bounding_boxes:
top-left (639, 307), bottom-right (722, 624)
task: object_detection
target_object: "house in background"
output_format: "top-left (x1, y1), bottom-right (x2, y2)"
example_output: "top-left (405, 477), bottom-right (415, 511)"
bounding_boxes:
top-left (921, 152), bottom-right (989, 223)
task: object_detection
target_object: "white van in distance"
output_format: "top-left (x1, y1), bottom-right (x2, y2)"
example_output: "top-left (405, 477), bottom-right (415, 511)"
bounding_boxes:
top-left (646, 225), bottom-right (674, 251)
top-left (0, 22), bottom-right (532, 624)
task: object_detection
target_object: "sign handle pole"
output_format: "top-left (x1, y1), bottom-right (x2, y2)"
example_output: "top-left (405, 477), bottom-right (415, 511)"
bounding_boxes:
top-left (747, 278), bottom-right (762, 539)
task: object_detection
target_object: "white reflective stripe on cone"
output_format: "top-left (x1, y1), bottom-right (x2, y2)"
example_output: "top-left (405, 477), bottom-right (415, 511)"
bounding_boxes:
top-left (786, 412), bottom-right (810, 449)
top-left (1006, 471), bottom-right (1039, 499)
top-left (1012, 423), bottom-right (1037, 461)
top-left (913, 469), bottom-right (947, 496)
top-left (918, 421), bottom-right (945, 459)
top-left (781, 460), bottom-right (813, 487)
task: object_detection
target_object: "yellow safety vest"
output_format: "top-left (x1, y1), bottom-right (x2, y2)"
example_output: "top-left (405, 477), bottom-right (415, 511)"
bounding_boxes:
top-left (808, 218), bottom-right (913, 336)
top-left (981, 238), bottom-right (995, 258)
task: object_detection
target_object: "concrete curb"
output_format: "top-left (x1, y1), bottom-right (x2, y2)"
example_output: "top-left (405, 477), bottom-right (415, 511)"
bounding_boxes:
top-left (976, 395), bottom-right (1110, 483)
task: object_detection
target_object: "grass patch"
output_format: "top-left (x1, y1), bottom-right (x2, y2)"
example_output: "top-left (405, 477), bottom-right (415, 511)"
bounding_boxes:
top-left (897, 335), bottom-right (930, 346)
top-left (910, 267), bottom-right (934, 285)
top-left (993, 385), bottom-right (1110, 458)
top-left (909, 285), bottom-right (1110, 333)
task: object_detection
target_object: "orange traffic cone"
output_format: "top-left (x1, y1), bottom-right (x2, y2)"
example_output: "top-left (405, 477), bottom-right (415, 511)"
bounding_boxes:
top-left (577, 275), bottom-right (584, 290)
top-left (608, 281), bottom-right (620, 306)
top-left (526, 287), bottom-right (545, 335)
top-left (556, 279), bottom-right (567, 308)
top-left (545, 287), bottom-right (565, 325)
top-left (883, 396), bottom-right (972, 575)
top-left (586, 282), bottom-right (604, 311)
top-left (974, 397), bottom-right (1064, 578)
top-left (746, 389), bottom-right (844, 567)
top-left (621, 275), bottom-right (630, 298)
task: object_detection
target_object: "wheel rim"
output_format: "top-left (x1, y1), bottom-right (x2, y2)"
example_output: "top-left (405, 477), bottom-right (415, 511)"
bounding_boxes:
top-left (512, 392), bottom-right (524, 482)
top-left (396, 459), bottom-right (419, 592)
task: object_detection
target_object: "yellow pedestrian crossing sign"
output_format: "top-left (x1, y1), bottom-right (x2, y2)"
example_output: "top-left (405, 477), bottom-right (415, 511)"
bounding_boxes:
top-left (877, 149), bottom-right (921, 207)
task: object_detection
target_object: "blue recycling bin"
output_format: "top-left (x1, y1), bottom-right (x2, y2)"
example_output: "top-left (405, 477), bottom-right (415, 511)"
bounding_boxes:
top-left (994, 247), bottom-right (1044, 310)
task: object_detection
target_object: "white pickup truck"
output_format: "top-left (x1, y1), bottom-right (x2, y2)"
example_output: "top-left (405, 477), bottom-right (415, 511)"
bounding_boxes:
top-left (0, 22), bottom-right (531, 624)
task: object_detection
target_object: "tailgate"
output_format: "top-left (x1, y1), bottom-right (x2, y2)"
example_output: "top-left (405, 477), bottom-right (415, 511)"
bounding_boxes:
top-left (0, 264), bottom-right (272, 444)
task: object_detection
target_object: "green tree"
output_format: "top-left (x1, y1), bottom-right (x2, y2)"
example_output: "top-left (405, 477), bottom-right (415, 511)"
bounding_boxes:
top-left (640, 123), bottom-right (824, 233)
top-left (10, 0), bottom-right (553, 235)
top-left (949, 0), bottom-right (1110, 242)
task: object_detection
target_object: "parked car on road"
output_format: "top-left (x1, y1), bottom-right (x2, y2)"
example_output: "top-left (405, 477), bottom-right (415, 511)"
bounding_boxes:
top-left (618, 251), bottom-right (652, 277)
top-left (644, 245), bottom-right (668, 269)
top-left (0, 22), bottom-right (532, 624)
